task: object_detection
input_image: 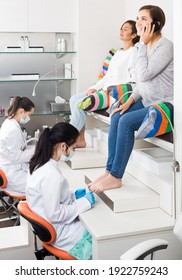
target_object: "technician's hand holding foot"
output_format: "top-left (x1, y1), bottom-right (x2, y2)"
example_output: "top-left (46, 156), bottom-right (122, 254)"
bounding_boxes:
top-left (75, 188), bottom-right (86, 199)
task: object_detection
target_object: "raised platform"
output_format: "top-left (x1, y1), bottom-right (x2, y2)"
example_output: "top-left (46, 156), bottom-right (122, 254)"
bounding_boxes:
top-left (85, 171), bottom-right (160, 213)
top-left (66, 147), bottom-right (107, 169)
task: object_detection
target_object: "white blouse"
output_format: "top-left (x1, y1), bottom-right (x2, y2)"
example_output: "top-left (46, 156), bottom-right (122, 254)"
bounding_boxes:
top-left (89, 46), bottom-right (138, 91)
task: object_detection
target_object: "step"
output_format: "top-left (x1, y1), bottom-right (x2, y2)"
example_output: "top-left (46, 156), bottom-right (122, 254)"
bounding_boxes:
top-left (85, 129), bottom-right (108, 156)
top-left (94, 126), bottom-right (109, 144)
top-left (127, 159), bottom-right (173, 215)
top-left (85, 129), bottom-right (97, 147)
top-left (85, 170), bottom-right (160, 213)
top-left (66, 147), bottom-right (107, 169)
top-left (132, 147), bottom-right (173, 175)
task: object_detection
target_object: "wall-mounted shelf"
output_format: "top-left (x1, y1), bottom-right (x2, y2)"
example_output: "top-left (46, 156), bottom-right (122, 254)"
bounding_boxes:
top-left (0, 32), bottom-right (77, 136)
top-left (0, 51), bottom-right (76, 54)
top-left (33, 111), bottom-right (70, 116)
top-left (0, 78), bottom-right (76, 82)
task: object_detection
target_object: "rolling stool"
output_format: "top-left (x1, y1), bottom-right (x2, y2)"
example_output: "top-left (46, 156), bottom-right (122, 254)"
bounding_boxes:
top-left (0, 169), bottom-right (26, 225)
top-left (17, 201), bottom-right (76, 260)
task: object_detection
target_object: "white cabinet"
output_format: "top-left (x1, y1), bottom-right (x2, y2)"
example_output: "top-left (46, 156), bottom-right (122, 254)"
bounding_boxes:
top-left (0, 0), bottom-right (28, 32)
top-left (0, 32), bottom-right (77, 135)
top-left (28, 0), bottom-right (77, 32)
top-left (0, 0), bottom-right (76, 33)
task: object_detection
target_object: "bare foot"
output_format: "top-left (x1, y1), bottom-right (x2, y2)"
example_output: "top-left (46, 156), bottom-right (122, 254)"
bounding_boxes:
top-left (76, 130), bottom-right (86, 148)
top-left (90, 174), bottom-right (122, 193)
top-left (88, 172), bottom-right (109, 188)
top-left (76, 139), bottom-right (86, 148)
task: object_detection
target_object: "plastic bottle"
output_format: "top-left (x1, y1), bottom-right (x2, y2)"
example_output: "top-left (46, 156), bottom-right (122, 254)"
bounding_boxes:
top-left (57, 38), bottom-right (66, 52)
top-left (22, 129), bottom-right (27, 141)
top-left (19, 36), bottom-right (25, 52)
top-left (57, 38), bottom-right (61, 51)
top-left (34, 129), bottom-right (40, 139)
top-left (24, 36), bottom-right (30, 52)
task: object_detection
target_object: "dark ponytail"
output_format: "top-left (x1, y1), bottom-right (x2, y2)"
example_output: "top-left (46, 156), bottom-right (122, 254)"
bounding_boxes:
top-left (8, 96), bottom-right (35, 117)
top-left (29, 122), bottom-right (79, 174)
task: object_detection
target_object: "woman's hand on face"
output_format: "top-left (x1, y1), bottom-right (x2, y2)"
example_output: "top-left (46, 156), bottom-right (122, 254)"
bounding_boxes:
top-left (86, 89), bottom-right (96, 96)
top-left (140, 22), bottom-right (155, 45)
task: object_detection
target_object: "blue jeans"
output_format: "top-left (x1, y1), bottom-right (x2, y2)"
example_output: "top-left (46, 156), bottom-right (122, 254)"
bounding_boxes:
top-left (106, 100), bottom-right (149, 178)
top-left (69, 92), bottom-right (87, 131)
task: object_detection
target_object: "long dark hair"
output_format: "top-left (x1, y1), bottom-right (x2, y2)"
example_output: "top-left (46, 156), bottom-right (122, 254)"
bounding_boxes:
top-left (8, 96), bottom-right (35, 117)
top-left (139, 5), bottom-right (165, 34)
top-left (121, 20), bottom-right (140, 44)
top-left (29, 122), bottom-right (79, 174)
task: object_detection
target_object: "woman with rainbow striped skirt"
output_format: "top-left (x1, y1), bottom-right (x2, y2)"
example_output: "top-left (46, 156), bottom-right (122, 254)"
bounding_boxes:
top-left (70, 20), bottom-right (139, 147)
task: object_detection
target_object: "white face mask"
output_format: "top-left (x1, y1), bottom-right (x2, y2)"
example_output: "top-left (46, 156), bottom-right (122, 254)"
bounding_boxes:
top-left (20, 115), bottom-right (30, 124)
top-left (60, 150), bottom-right (74, 161)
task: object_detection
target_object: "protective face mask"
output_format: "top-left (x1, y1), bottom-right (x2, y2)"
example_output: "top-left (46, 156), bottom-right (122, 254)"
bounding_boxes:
top-left (20, 115), bottom-right (30, 124)
top-left (60, 150), bottom-right (74, 161)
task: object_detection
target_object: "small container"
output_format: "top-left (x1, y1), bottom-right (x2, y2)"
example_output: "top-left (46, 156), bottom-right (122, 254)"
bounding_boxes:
top-left (24, 36), bottom-right (30, 51)
top-left (64, 63), bottom-right (72, 79)
top-left (19, 36), bottom-right (24, 52)
top-left (34, 129), bottom-right (40, 139)
top-left (22, 129), bottom-right (27, 140)
top-left (57, 38), bottom-right (66, 52)
top-left (50, 102), bottom-right (70, 112)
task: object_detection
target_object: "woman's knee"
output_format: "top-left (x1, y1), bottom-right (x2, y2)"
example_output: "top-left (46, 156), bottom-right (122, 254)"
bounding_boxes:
top-left (117, 113), bottom-right (132, 129)
top-left (70, 92), bottom-right (86, 107)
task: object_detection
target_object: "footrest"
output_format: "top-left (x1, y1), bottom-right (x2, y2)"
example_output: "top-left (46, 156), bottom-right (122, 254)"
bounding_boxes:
top-left (66, 147), bottom-right (107, 169)
top-left (85, 172), bottom-right (160, 213)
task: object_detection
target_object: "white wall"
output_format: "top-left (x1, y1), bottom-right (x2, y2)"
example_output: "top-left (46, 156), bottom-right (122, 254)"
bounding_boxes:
top-left (124, 0), bottom-right (173, 41)
top-left (76, 0), bottom-right (173, 93)
top-left (77, 0), bottom-right (125, 92)
top-left (174, 0), bottom-right (182, 215)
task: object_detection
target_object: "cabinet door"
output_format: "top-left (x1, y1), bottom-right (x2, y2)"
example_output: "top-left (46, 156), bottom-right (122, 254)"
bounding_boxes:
top-left (28, 0), bottom-right (76, 32)
top-left (0, 0), bottom-right (28, 32)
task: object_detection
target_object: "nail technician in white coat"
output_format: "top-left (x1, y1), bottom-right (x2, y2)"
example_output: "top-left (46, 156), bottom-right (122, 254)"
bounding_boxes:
top-left (26, 122), bottom-right (95, 260)
top-left (0, 96), bottom-right (35, 196)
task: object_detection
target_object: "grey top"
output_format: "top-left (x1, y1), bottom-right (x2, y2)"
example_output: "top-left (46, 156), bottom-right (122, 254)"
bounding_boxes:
top-left (131, 37), bottom-right (173, 107)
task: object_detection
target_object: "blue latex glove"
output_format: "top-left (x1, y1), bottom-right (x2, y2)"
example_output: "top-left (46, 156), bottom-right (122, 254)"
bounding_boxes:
top-left (84, 192), bottom-right (95, 206)
top-left (75, 188), bottom-right (86, 199)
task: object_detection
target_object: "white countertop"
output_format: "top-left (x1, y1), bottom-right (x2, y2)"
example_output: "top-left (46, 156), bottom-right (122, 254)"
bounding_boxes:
top-left (79, 195), bottom-right (174, 241)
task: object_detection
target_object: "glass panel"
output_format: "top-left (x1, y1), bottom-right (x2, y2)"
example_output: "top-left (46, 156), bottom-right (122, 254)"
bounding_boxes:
top-left (0, 78), bottom-right (76, 82)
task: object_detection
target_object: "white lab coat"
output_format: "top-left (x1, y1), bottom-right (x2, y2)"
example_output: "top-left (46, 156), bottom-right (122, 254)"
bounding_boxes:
top-left (0, 118), bottom-right (34, 196)
top-left (26, 159), bottom-right (91, 251)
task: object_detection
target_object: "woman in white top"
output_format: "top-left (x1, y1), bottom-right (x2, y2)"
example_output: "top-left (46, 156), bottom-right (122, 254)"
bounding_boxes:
top-left (0, 97), bottom-right (35, 196)
top-left (26, 122), bottom-right (95, 259)
top-left (70, 20), bottom-right (140, 147)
